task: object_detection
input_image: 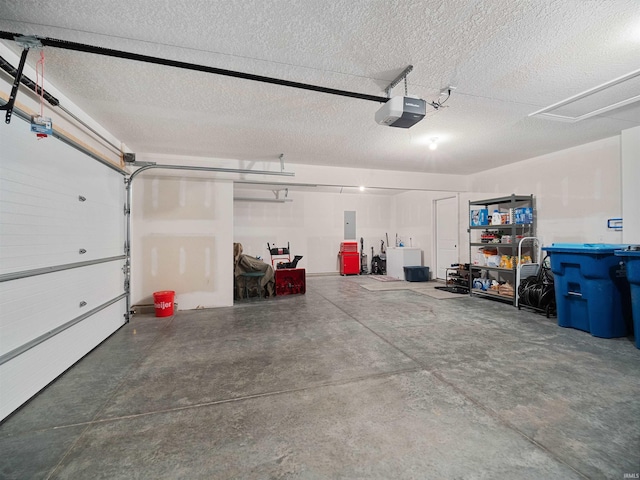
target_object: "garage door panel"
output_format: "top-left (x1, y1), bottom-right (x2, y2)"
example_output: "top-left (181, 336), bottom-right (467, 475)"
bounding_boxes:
top-left (0, 116), bottom-right (128, 422)
top-left (1, 233), bottom-right (83, 248)
top-left (0, 136), bottom-right (125, 273)
top-left (0, 199), bottom-right (124, 273)
top-left (0, 198), bottom-right (81, 219)
top-left (0, 193), bottom-right (76, 219)
top-left (0, 139), bottom-right (124, 196)
top-left (0, 299), bottom-right (127, 421)
top-left (0, 183), bottom-right (123, 216)
top-left (0, 165), bottom-right (81, 198)
top-left (1, 201), bottom-right (123, 234)
top-left (0, 260), bottom-right (125, 353)
top-left (0, 245), bottom-right (123, 274)
top-left (0, 244), bottom-right (124, 273)
top-left (0, 212), bottom-right (80, 228)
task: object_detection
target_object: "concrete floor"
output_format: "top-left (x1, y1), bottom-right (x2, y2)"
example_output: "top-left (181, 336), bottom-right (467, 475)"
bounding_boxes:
top-left (1, 276), bottom-right (639, 479)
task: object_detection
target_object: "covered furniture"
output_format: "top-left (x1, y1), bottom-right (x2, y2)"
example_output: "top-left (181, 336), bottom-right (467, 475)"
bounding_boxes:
top-left (234, 243), bottom-right (275, 299)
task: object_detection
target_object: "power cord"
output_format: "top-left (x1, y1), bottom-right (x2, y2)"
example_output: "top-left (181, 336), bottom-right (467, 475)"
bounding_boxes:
top-left (429, 88), bottom-right (452, 110)
top-left (518, 256), bottom-right (556, 312)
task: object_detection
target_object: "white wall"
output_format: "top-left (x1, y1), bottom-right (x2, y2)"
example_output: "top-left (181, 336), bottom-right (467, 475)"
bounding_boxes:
top-left (234, 187), bottom-right (472, 275)
top-left (469, 136), bottom-right (623, 249)
top-left (289, 164), bottom-right (468, 193)
top-left (134, 153), bottom-right (473, 276)
top-left (131, 176), bottom-right (234, 309)
top-left (136, 152), bottom-right (470, 193)
top-left (622, 125), bottom-right (640, 244)
top-left (234, 189), bottom-right (395, 273)
top-left (393, 190), bottom-right (457, 271)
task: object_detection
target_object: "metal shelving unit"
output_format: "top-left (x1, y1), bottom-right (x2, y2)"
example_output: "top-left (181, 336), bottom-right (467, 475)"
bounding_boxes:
top-left (468, 194), bottom-right (535, 306)
top-left (444, 266), bottom-right (470, 294)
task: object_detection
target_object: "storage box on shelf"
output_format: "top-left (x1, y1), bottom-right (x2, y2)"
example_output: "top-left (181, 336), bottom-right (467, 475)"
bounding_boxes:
top-left (468, 194), bottom-right (535, 305)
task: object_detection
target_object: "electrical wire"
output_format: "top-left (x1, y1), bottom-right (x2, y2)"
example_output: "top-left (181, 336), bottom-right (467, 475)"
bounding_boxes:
top-left (428, 89), bottom-right (452, 110)
top-left (439, 89), bottom-right (452, 105)
top-left (518, 256), bottom-right (556, 313)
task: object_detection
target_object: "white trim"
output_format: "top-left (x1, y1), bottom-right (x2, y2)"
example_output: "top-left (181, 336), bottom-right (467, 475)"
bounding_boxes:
top-left (529, 67), bottom-right (640, 122)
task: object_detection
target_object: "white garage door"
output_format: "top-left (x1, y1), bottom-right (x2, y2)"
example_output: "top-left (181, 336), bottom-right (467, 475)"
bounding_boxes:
top-left (0, 117), bottom-right (127, 421)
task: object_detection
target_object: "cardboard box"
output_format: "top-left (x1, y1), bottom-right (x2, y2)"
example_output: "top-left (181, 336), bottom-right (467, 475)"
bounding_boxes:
top-left (471, 209), bottom-right (489, 226)
top-left (514, 207), bottom-right (533, 224)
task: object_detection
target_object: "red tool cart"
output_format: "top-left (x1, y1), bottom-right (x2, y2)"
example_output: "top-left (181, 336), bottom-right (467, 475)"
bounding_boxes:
top-left (339, 241), bottom-right (360, 275)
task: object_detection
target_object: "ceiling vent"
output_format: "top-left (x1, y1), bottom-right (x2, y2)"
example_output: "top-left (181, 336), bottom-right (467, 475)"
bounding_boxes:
top-left (529, 68), bottom-right (640, 122)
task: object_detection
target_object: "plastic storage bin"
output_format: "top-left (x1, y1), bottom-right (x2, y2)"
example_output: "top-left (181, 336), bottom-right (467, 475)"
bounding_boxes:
top-left (542, 244), bottom-right (630, 338)
top-left (615, 246), bottom-right (640, 348)
top-left (403, 266), bottom-right (429, 282)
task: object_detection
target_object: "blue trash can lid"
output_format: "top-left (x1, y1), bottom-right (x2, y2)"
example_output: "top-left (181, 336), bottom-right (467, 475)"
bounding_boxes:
top-left (615, 245), bottom-right (640, 256)
top-left (542, 243), bottom-right (629, 254)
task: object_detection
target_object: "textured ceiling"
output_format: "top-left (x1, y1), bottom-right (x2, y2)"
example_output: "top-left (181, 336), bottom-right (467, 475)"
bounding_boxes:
top-left (1, 0), bottom-right (639, 175)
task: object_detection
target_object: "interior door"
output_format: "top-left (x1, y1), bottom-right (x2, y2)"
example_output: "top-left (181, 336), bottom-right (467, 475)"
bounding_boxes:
top-left (435, 196), bottom-right (459, 280)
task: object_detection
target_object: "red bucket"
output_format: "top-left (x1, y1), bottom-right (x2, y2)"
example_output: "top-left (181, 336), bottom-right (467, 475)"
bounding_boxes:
top-left (153, 290), bottom-right (175, 317)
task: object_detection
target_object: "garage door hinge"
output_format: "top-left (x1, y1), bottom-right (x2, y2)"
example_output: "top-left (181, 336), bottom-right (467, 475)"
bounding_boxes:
top-left (124, 204), bottom-right (130, 215)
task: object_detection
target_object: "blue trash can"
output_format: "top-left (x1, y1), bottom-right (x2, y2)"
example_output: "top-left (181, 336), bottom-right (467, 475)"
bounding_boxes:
top-left (615, 246), bottom-right (640, 349)
top-left (542, 243), bottom-right (631, 338)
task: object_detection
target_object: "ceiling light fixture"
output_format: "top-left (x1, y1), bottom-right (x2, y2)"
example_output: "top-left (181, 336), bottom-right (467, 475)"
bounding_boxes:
top-left (359, 186), bottom-right (365, 192)
top-left (428, 137), bottom-right (439, 151)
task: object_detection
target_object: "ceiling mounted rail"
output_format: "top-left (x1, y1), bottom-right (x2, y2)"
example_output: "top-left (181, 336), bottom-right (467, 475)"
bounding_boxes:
top-left (235, 180), bottom-right (318, 187)
top-left (233, 197), bottom-right (293, 203)
top-left (0, 46), bottom-right (29, 123)
top-left (0, 98), bottom-right (127, 174)
top-left (384, 65), bottom-right (413, 98)
top-left (0, 53), bottom-right (59, 106)
top-left (0, 31), bottom-right (389, 103)
top-left (128, 163), bottom-right (295, 182)
top-left (0, 53), bottom-right (122, 154)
